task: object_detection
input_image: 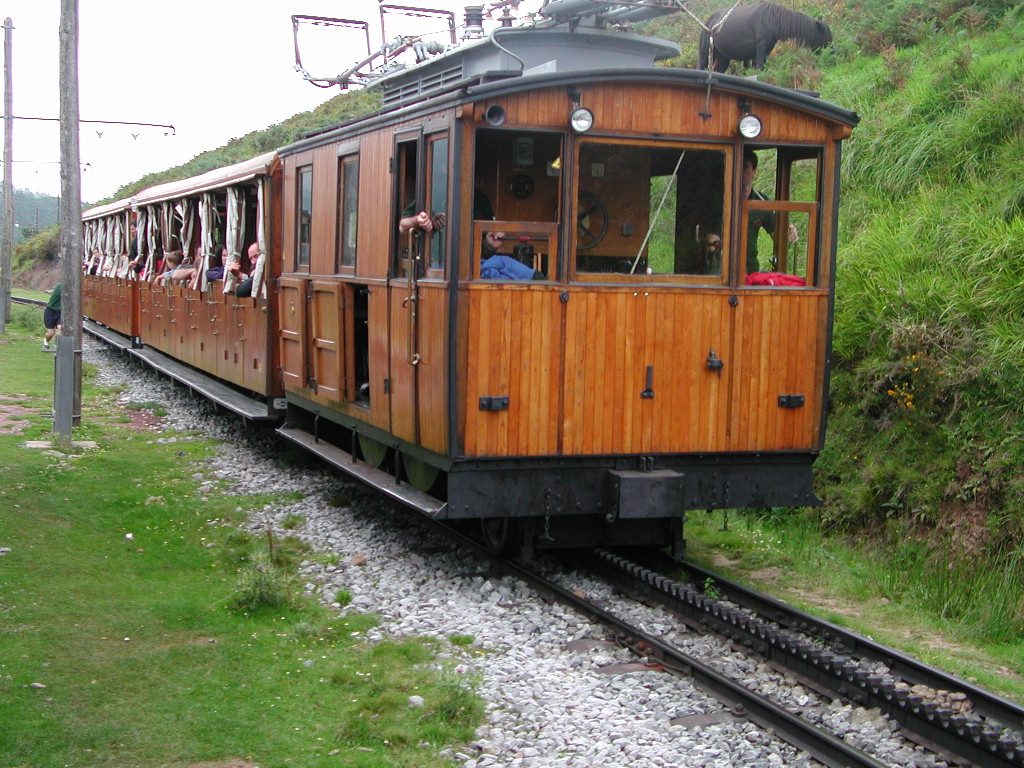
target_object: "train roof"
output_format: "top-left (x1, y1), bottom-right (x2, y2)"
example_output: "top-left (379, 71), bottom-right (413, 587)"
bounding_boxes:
top-left (281, 62), bottom-right (859, 158)
top-left (374, 24), bottom-right (680, 110)
top-left (82, 151), bottom-right (279, 221)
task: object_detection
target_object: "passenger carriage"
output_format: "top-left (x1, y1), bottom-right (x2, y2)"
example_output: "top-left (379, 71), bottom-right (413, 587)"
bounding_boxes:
top-left (272, 14), bottom-right (858, 554)
top-left (82, 153), bottom-right (283, 418)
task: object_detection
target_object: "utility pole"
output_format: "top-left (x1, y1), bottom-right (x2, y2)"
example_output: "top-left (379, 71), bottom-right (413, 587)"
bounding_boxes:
top-left (55, 0), bottom-right (81, 437)
top-left (0, 17), bottom-right (13, 334)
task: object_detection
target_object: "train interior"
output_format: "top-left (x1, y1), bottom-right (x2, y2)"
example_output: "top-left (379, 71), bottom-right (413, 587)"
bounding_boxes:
top-left (472, 129), bottom-right (563, 279)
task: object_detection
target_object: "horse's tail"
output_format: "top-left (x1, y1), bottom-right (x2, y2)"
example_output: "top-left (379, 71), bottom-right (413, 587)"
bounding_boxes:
top-left (698, 30), bottom-right (711, 70)
top-left (698, 8), bottom-right (725, 70)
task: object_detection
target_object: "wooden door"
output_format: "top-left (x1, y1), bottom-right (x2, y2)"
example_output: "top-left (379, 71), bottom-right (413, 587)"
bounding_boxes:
top-left (560, 288), bottom-right (733, 456)
top-left (279, 277), bottom-right (308, 392)
top-left (309, 281), bottom-right (345, 402)
top-left (726, 291), bottom-right (827, 452)
top-left (388, 281), bottom-right (415, 444)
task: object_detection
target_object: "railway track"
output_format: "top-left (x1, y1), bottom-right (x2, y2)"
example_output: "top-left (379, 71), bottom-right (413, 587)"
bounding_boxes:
top-left (11, 294), bottom-right (45, 308)
top-left (580, 550), bottom-right (1024, 768)
top-left (434, 522), bottom-right (897, 768)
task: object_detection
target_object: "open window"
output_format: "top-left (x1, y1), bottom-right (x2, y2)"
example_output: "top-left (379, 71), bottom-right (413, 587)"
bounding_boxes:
top-left (741, 147), bottom-right (821, 287)
top-left (426, 135), bottom-right (448, 274)
top-left (573, 140), bottom-right (729, 282)
top-left (472, 128), bottom-right (562, 281)
top-left (394, 133), bottom-right (449, 278)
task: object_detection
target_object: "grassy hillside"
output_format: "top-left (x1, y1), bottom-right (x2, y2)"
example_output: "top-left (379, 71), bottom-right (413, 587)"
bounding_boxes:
top-left (662, 0), bottom-right (1024, 640)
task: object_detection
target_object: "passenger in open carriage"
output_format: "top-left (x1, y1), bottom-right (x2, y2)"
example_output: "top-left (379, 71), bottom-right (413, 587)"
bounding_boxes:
top-left (205, 243), bottom-right (227, 283)
top-left (168, 246), bottom-right (201, 285)
top-left (126, 223), bottom-right (144, 276)
top-left (156, 250), bottom-right (184, 283)
top-left (87, 247), bottom-right (102, 275)
top-left (230, 242), bottom-right (260, 298)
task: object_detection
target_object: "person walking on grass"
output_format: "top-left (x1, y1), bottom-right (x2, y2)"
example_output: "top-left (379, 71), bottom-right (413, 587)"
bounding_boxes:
top-left (42, 282), bottom-right (62, 352)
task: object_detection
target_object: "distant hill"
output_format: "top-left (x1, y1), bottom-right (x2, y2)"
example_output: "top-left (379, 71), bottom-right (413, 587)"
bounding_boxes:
top-left (1, 187), bottom-right (59, 242)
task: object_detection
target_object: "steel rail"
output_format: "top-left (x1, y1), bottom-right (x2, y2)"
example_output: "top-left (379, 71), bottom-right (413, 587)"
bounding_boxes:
top-left (585, 550), bottom-right (1024, 768)
top-left (11, 294), bottom-right (45, 307)
top-left (435, 524), bottom-right (888, 768)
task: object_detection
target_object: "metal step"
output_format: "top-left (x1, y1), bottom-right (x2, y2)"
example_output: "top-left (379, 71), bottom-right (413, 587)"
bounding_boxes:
top-left (276, 425), bottom-right (447, 518)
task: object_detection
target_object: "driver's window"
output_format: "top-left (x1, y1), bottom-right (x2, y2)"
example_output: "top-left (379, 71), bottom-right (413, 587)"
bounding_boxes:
top-left (575, 141), bottom-right (727, 280)
top-left (742, 148), bottom-right (821, 286)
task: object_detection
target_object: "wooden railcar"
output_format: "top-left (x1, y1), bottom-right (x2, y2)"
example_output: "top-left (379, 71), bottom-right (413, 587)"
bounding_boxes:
top-left (82, 153), bottom-right (284, 417)
top-left (272, 20), bottom-right (858, 554)
top-left (81, 13), bottom-right (857, 555)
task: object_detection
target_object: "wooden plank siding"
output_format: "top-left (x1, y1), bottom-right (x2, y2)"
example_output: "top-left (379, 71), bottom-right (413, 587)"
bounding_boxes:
top-left (82, 276), bottom-right (137, 337)
top-left (726, 290), bottom-right (828, 452)
top-left (354, 132), bottom-right (392, 280)
top-left (461, 285), bottom-right (828, 457)
top-left (414, 282), bottom-right (449, 454)
top-left (309, 280), bottom-right (345, 402)
top-left (474, 85), bottom-right (834, 144)
top-left (462, 285), bottom-right (562, 457)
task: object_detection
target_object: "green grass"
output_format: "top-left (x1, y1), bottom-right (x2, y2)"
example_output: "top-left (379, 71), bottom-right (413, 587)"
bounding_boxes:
top-left (684, 509), bottom-right (1024, 703)
top-left (0, 327), bottom-right (482, 768)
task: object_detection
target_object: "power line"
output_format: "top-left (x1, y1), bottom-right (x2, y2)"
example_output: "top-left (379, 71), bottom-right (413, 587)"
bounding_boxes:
top-left (9, 115), bottom-right (176, 134)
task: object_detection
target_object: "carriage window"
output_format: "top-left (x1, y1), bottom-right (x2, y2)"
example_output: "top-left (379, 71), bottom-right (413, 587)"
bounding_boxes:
top-left (338, 156), bottom-right (359, 270)
top-left (426, 136), bottom-right (448, 272)
top-left (575, 141), bottom-right (727, 279)
top-left (297, 166), bottom-right (312, 268)
top-left (742, 148), bottom-right (821, 287)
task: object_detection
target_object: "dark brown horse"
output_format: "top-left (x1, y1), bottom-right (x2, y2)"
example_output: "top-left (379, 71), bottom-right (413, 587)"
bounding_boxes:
top-left (698, 1), bottom-right (832, 73)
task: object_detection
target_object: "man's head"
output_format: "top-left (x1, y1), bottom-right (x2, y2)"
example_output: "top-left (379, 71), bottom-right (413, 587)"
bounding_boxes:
top-left (742, 150), bottom-right (758, 192)
top-left (247, 242), bottom-right (262, 261)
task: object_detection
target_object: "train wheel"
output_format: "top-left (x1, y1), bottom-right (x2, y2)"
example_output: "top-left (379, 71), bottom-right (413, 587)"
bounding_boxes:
top-left (357, 434), bottom-right (388, 468)
top-left (480, 517), bottom-right (519, 557)
top-left (403, 454), bottom-right (439, 492)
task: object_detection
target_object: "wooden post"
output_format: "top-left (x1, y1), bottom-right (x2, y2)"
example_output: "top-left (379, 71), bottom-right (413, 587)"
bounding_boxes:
top-left (55, 0), bottom-right (82, 437)
top-left (0, 17), bottom-right (13, 334)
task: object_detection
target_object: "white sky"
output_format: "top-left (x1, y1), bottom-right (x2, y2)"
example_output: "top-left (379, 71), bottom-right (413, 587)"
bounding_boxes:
top-left (2, 1), bottom-right (543, 204)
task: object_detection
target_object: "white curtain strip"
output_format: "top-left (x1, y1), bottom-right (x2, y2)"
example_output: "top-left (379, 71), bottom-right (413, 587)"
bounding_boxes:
top-left (252, 177), bottom-right (268, 299)
top-left (147, 205), bottom-right (160, 280)
top-left (137, 209), bottom-right (152, 280)
top-left (102, 219), bottom-right (115, 276)
top-left (114, 216), bottom-right (128, 279)
top-left (223, 186), bottom-right (242, 294)
top-left (83, 222), bottom-right (97, 273)
top-left (178, 199), bottom-right (195, 277)
top-left (161, 202), bottom-right (174, 253)
top-left (196, 192), bottom-right (215, 291)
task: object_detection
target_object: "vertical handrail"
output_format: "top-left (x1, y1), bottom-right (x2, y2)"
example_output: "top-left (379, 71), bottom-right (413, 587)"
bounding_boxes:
top-left (404, 229), bottom-right (421, 366)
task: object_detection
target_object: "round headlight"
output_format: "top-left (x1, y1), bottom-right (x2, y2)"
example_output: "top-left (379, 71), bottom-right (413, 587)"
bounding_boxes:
top-left (570, 107), bottom-right (594, 133)
top-left (738, 114), bottom-right (762, 139)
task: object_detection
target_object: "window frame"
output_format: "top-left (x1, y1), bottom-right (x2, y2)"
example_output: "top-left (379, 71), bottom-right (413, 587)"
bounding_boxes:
top-left (570, 136), bottom-right (734, 286)
top-left (296, 164), bottom-right (313, 272)
top-left (423, 132), bottom-right (449, 278)
top-left (738, 145), bottom-right (824, 288)
top-left (336, 154), bottom-right (359, 274)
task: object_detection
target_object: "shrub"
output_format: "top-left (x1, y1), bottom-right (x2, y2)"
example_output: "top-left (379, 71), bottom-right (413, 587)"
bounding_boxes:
top-left (229, 558), bottom-right (295, 613)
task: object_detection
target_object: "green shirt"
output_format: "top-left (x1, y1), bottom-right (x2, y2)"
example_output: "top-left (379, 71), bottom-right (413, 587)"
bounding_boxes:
top-left (46, 283), bottom-right (62, 311)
